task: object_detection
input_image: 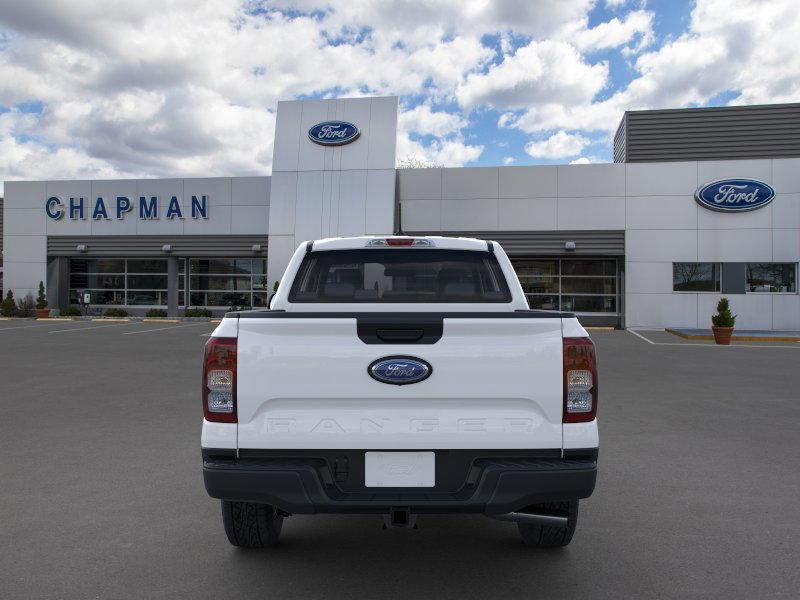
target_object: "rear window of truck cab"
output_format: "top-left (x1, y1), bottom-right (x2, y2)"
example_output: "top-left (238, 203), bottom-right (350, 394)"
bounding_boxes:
top-left (288, 249), bottom-right (512, 303)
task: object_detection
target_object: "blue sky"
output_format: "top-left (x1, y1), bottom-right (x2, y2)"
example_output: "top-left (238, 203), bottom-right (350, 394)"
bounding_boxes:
top-left (0, 0), bottom-right (798, 190)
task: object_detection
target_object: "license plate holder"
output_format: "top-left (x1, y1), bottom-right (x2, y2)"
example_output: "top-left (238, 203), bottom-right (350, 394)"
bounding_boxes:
top-left (364, 451), bottom-right (435, 488)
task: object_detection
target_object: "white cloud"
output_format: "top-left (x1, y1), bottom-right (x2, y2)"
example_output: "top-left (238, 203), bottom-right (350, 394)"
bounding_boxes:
top-left (503, 156), bottom-right (515, 165)
top-left (457, 40), bottom-right (608, 110)
top-left (0, 0), bottom-right (798, 190)
top-left (569, 155), bottom-right (606, 164)
top-left (398, 104), bottom-right (466, 137)
top-left (505, 0), bottom-right (800, 138)
top-left (396, 132), bottom-right (483, 167)
top-left (525, 130), bottom-right (589, 159)
top-left (571, 10), bottom-right (653, 52)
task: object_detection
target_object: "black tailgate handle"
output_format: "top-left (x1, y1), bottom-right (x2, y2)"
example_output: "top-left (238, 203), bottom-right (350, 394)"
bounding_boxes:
top-left (357, 316), bottom-right (443, 344)
top-left (376, 328), bottom-right (424, 343)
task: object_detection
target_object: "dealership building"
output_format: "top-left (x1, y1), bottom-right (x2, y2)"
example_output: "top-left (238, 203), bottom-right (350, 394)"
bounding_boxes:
top-left (2, 97), bottom-right (800, 329)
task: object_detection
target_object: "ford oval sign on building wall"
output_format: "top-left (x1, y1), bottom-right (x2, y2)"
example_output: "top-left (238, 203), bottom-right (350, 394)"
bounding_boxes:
top-left (308, 121), bottom-right (360, 146)
top-left (695, 179), bottom-right (775, 212)
top-left (368, 356), bottom-right (432, 385)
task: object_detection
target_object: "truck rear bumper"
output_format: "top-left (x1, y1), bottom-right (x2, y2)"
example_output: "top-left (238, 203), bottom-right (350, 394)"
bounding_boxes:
top-left (202, 449), bottom-right (597, 515)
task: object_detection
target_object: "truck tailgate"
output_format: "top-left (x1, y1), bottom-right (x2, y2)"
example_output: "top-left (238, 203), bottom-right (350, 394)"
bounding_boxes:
top-left (236, 316), bottom-right (564, 450)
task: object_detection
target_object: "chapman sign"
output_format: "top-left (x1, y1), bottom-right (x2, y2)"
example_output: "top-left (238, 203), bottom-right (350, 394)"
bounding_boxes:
top-left (695, 179), bottom-right (775, 212)
top-left (308, 121), bottom-right (360, 146)
top-left (45, 195), bottom-right (209, 221)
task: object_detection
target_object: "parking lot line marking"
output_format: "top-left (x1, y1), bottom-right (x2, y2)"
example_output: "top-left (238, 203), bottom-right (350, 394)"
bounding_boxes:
top-left (627, 328), bottom-right (800, 349)
top-left (47, 322), bottom-right (136, 334)
top-left (123, 322), bottom-right (210, 335)
top-left (627, 329), bottom-right (656, 344)
top-left (0, 321), bottom-right (81, 332)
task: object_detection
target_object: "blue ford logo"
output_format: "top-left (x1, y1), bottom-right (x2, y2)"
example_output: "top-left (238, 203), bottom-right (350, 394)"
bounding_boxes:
top-left (308, 121), bottom-right (360, 146)
top-left (368, 356), bottom-right (432, 386)
top-left (695, 179), bottom-right (775, 212)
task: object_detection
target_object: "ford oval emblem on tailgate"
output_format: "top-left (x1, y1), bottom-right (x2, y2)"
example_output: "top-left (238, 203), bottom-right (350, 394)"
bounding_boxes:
top-left (368, 356), bottom-right (432, 385)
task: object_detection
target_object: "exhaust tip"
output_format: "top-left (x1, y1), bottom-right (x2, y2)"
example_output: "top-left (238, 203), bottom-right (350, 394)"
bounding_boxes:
top-left (490, 511), bottom-right (569, 528)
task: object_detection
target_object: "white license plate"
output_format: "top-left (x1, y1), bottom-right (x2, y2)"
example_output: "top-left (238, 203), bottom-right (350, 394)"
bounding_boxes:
top-left (364, 452), bottom-right (435, 488)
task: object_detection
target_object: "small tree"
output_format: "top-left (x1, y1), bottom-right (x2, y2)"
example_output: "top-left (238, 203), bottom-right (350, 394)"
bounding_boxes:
top-left (711, 297), bottom-right (736, 328)
top-left (16, 293), bottom-right (36, 317)
top-left (36, 281), bottom-right (47, 310)
top-left (396, 155), bottom-right (444, 169)
top-left (1, 290), bottom-right (17, 317)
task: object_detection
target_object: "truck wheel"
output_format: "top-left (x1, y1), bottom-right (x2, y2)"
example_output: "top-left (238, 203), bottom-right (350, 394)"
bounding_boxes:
top-left (517, 501), bottom-right (578, 548)
top-left (221, 501), bottom-right (284, 548)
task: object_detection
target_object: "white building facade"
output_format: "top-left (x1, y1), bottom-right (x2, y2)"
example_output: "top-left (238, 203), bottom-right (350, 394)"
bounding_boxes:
top-left (3, 96), bottom-right (799, 329)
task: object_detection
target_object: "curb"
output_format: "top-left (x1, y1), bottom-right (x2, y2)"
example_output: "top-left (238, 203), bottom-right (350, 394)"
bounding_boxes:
top-left (666, 328), bottom-right (800, 343)
top-left (91, 318), bottom-right (131, 323)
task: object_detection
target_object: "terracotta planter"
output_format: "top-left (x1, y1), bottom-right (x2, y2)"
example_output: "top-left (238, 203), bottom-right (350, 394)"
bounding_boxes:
top-left (35, 308), bottom-right (51, 318)
top-left (712, 326), bottom-right (734, 345)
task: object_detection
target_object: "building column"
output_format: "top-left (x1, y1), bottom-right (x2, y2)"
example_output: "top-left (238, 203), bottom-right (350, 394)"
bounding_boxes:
top-left (167, 256), bottom-right (179, 317)
top-left (55, 257), bottom-right (70, 309)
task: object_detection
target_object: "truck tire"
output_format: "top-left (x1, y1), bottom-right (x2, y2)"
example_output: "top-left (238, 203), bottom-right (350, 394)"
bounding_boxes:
top-left (517, 501), bottom-right (579, 548)
top-left (221, 501), bottom-right (284, 548)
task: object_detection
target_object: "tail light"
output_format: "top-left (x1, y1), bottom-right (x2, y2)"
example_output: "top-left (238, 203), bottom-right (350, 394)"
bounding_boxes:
top-left (563, 337), bottom-right (597, 423)
top-left (203, 337), bottom-right (237, 423)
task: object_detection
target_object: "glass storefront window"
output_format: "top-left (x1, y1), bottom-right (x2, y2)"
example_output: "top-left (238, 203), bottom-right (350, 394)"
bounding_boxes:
top-left (562, 295), bottom-right (617, 313)
top-left (190, 259), bottom-right (253, 274)
top-left (512, 258), bottom-right (618, 314)
top-left (673, 263), bottom-right (721, 292)
top-left (70, 259), bottom-right (125, 274)
top-left (519, 276), bottom-right (558, 294)
top-left (187, 258), bottom-right (269, 308)
top-left (746, 263), bottom-right (797, 293)
top-left (561, 260), bottom-right (616, 276)
top-left (127, 274), bottom-right (168, 289)
top-left (127, 259), bottom-right (167, 273)
top-left (560, 277), bottom-right (616, 294)
top-left (70, 273), bottom-right (125, 289)
top-left (69, 289), bottom-right (126, 306)
top-left (69, 258), bottom-right (181, 307)
top-left (527, 295), bottom-right (560, 310)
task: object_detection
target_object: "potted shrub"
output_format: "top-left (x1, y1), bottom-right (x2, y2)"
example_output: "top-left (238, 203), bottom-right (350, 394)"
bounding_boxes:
top-left (35, 281), bottom-right (50, 318)
top-left (711, 297), bottom-right (736, 345)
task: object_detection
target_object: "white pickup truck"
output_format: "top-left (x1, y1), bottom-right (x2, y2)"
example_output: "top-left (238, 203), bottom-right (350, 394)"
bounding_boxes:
top-left (202, 236), bottom-right (598, 548)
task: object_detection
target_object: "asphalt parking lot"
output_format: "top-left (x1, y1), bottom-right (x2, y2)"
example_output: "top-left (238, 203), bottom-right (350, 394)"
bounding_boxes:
top-left (1, 320), bottom-right (799, 599)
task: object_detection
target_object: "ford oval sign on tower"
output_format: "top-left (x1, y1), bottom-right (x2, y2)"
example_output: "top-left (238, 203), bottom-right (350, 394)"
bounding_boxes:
top-left (695, 179), bottom-right (775, 212)
top-left (368, 356), bottom-right (432, 385)
top-left (308, 121), bottom-right (360, 146)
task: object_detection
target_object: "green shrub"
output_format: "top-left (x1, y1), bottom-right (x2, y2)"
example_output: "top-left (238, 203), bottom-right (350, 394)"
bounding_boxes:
top-left (185, 307), bottom-right (212, 318)
top-left (36, 281), bottom-right (48, 310)
top-left (16, 293), bottom-right (36, 317)
top-left (145, 309), bottom-right (168, 318)
top-left (1, 290), bottom-right (17, 317)
top-left (61, 307), bottom-right (82, 317)
top-left (104, 308), bottom-right (129, 318)
top-left (711, 297), bottom-right (736, 328)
